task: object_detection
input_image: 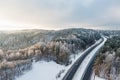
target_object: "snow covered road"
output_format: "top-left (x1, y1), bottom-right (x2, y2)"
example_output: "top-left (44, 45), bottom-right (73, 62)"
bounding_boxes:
top-left (72, 37), bottom-right (107, 80)
top-left (62, 37), bottom-right (106, 80)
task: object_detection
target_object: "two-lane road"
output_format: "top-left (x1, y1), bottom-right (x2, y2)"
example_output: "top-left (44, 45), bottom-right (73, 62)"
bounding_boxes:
top-left (62, 37), bottom-right (107, 80)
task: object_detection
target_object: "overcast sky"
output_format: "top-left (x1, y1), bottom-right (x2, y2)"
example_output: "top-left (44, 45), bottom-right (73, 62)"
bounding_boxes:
top-left (0, 0), bottom-right (120, 30)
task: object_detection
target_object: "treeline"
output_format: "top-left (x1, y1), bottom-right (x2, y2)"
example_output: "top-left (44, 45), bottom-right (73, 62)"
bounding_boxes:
top-left (0, 30), bottom-right (54, 50)
top-left (98, 30), bottom-right (120, 37)
top-left (0, 29), bottom-right (101, 65)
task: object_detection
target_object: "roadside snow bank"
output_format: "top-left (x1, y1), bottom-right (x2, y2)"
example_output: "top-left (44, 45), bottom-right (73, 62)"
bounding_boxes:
top-left (95, 76), bottom-right (106, 80)
top-left (91, 72), bottom-right (106, 80)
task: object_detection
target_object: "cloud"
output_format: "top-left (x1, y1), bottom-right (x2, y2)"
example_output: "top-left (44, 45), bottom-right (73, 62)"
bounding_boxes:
top-left (0, 0), bottom-right (120, 30)
top-left (81, 0), bottom-right (95, 7)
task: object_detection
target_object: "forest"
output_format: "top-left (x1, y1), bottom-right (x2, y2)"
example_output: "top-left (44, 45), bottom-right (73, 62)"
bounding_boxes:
top-left (0, 28), bottom-right (100, 80)
top-left (94, 36), bottom-right (120, 80)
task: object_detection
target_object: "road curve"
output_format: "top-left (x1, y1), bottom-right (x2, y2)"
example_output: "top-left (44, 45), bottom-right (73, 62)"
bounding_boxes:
top-left (79, 37), bottom-right (107, 80)
top-left (62, 37), bottom-right (105, 80)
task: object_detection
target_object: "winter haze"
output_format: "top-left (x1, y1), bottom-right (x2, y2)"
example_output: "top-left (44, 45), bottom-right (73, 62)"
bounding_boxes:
top-left (0, 0), bottom-right (120, 30)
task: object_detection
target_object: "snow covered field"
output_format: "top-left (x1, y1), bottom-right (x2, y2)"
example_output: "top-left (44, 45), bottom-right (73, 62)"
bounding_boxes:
top-left (16, 61), bottom-right (65, 80)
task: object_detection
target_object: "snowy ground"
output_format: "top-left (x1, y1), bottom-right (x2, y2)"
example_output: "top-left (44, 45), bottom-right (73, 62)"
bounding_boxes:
top-left (94, 76), bottom-right (106, 80)
top-left (16, 61), bottom-right (65, 80)
top-left (16, 37), bottom-right (106, 80)
top-left (91, 72), bottom-right (106, 80)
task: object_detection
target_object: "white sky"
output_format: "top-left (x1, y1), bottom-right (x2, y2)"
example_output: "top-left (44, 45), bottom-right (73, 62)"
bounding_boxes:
top-left (0, 0), bottom-right (120, 30)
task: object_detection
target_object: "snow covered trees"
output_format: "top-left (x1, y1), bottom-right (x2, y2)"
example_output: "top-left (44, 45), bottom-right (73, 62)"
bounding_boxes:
top-left (94, 36), bottom-right (120, 80)
top-left (0, 29), bottom-right (101, 65)
top-left (0, 49), bottom-right (4, 60)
